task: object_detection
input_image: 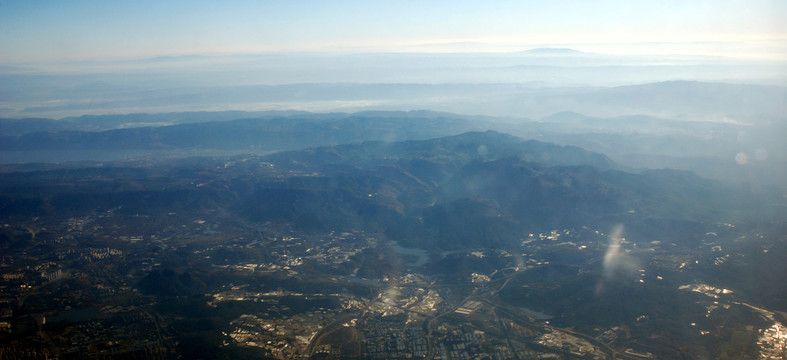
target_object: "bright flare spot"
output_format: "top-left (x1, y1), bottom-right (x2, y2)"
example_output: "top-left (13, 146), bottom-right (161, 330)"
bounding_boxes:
top-left (735, 152), bottom-right (748, 165)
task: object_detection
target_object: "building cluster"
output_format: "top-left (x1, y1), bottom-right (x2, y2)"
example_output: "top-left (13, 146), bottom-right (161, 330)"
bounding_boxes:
top-left (364, 327), bottom-right (429, 359)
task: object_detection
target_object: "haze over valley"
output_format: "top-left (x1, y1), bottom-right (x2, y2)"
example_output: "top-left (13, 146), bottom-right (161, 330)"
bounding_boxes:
top-left (1, 1), bottom-right (786, 359)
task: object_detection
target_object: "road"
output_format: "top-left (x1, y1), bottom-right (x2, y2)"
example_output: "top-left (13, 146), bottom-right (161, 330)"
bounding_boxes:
top-left (304, 312), bottom-right (357, 358)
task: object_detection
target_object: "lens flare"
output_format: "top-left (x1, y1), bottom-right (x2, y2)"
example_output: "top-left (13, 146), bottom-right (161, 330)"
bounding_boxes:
top-left (595, 224), bottom-right (639, 296)
top-left (735, 152), bottom-right (748, 165)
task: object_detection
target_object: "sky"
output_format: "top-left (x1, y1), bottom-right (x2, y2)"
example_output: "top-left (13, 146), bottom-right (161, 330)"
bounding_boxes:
top-left (1, 0), bottom-right (786, 63)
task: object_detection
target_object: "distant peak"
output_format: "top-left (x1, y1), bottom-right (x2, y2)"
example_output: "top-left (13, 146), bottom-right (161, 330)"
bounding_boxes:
top-left (538, 111), bottom-right (597, 123)
top-left (522, 48), bottom-right (585, 55)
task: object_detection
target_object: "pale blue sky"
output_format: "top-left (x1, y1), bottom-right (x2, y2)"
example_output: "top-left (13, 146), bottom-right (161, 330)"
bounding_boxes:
top-left (1, 0), bottom-right (786, 62)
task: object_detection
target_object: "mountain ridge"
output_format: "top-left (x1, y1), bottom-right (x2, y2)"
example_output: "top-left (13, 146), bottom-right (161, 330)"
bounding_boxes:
top-left (0, 130), bottom-right (776, 251)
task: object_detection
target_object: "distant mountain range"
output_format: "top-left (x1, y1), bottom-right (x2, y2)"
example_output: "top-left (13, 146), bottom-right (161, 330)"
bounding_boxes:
top-left (0, 111), bottom-right (490, 152)
top-left (2, 106), bottom-right (785, 190)
top-left (0, 111), bottom-right (309, 136)
top-left (3, 79), bottom-right (784, 121)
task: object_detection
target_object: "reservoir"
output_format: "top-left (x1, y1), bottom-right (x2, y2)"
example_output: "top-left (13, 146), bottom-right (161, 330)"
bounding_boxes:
top-left (390, 242), bottom-right (429, 267)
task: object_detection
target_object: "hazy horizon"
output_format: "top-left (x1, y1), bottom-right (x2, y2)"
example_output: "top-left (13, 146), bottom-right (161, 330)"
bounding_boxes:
top-left (2, 1), bottom-right (786, 118)
top-left (2, 50), bottom-right (785, 119)
top-left (2, 1), bottom-right (786, 62)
